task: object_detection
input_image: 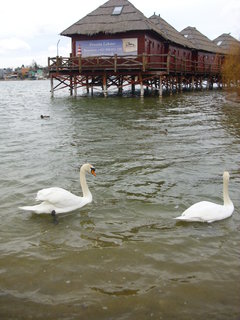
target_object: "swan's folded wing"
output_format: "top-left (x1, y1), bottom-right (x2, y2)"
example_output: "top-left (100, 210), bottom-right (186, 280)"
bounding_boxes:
top-left (176, 201), bottom-right (227, 222)
top-left (36, 187), bottom-right (81, 205)
top-left (36, 187), bottom-right (66, 201)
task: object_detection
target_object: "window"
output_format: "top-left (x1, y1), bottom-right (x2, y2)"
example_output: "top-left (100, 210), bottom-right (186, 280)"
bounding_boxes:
top-left (112, 6), bottom-right (123, 15)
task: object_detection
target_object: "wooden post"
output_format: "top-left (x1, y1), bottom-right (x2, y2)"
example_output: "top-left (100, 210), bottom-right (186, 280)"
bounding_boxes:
top-left (70, 76), bottom-right (73, 96)
top-left (159, 75), bottom-right (163, 97)
top-left (103, 74), bottom-right (107, 97)
top-left (86, 76), bottom-right (89, 94)
top-left (191, 76), bottom-right (194, 90)
top-left (78, 55), bottom-right (82, 73)
top-left (179, 76), bottom-right (183, 93)
top-left (74, 76), bottom-right (77, 97)
top-left (91, 76), bottom-right (94, 96)
top-left (114, 54), bottom-right (117, 73)
top-left (139, 73), bottom-right (144, 97)
top-left (50, 76), bottom-right (54, 98)
top-left (169, 77), bottom-right (173, 96)
top-left (131, 76), bottom-right (135, 95)
top-left (118, 76), bottom-right (123, 95)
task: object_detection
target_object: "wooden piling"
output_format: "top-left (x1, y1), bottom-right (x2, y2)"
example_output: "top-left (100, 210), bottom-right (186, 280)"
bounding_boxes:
top-left (159, 75), bottom-right (163, 97)
top-left (103, 74), bottom-right (107, 97)
top-left (50, 76), bottom-right (54, 98)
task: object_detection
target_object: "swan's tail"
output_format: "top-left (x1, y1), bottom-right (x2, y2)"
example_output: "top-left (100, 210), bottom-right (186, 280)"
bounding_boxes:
top-left (174, 216), bottom-right (204, 222)
top-left (19, 205), bottom-right (39, 211)
top-left (19, 203), bottom-right (50, 214)
top-left (174, 216), bottom-right (186, 221)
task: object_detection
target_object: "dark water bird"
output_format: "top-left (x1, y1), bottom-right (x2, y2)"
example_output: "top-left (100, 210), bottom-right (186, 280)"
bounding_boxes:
top-left (40, 115), bottom-right (50, 119)
top-left (174, 171), bottom-right (234, 223)
top-left (160, 128), bottom-right (168, 135)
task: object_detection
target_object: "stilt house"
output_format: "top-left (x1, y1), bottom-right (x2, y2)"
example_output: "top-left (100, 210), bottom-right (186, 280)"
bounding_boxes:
top-left (180, 26), bottom-right (222, 73)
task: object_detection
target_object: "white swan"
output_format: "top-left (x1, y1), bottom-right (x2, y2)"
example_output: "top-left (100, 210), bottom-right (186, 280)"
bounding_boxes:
top-left (174, 171), bottom-right (234, 223)
top-left (19, 163), bottom-right (96, 215)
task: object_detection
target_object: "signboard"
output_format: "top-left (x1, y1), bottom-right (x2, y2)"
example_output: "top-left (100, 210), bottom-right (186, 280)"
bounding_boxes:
top-left (75, 38), bottom-right (138, 57)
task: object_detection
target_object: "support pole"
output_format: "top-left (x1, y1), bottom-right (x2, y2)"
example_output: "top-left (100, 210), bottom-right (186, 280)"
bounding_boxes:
top-left (169, 77), bottom-right (173, 96)
top-left (74, 76), bottom-right (77, 97)
top-left (131, 76), bottom-right (135, 95)
top-left (86, 76), bottom-right (89, 94)
top-left (159, 75), bottom-right (163, 97)
top-left (50, 76), bottom-right (54, 98)
top-left (91, 77), bottom-right (94, 96)
top-left (70, 76), bottom-right (73, 96)
top-left (139, 73), bottom-right (144, 97)
top-left (118, 76), bottom-right (123, 95)
top-left (103, 74), bottom-right (107, 97)
top-left (191, 76), bottom-right (194, 90)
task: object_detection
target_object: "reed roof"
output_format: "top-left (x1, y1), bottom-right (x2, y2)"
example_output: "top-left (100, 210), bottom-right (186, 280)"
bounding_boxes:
top-left (149, 14), bottom-right (194, 49)
top-left (213, 33), bottom-right (240, 53)
top-left (61, 0), bottom-right (166, 38)
top-left (180, 26), bottom-right (222, 53)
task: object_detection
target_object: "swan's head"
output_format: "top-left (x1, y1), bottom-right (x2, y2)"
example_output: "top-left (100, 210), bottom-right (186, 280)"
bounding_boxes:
top-left (81, 163), bottom-right (96, 176)
top-left (223, 171), bottom-right (230, 181)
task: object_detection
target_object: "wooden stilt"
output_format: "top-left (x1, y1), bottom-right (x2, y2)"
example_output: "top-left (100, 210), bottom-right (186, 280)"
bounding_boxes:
top-left (131, 76), bottom-right (135, 95)
top-left (191, 76), bottom-right (194, 90)
top-left (86, 76), bottom-right (89, 94)
top-left (103, 74), bottom-right (107, 97)
top-left (139, 73), bottom-right (144, 97)
top-left (118, 76), bottom-right (123, 95)
top-left (50, 76), bottom-right (54, 98)
top-left (169, 77), bottom-right (173, 96)
top-left (74, 76), bottom-right (77, 97)
top-left (159, 75), bottom-right (163, 97)
top-left (70, 76), bottom-right (73, 96)
top-left (91, 77), bottom-right (94, 96)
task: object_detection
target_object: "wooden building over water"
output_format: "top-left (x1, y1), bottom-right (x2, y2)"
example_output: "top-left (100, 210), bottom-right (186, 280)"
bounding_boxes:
top-left (48, 0), bottom-right (225, 97)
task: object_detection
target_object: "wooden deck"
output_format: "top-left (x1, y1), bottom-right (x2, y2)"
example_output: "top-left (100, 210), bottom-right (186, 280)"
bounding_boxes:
top-left (48, 53), bottom-right (221, 76)
top-left (48, 53), bottom-right (222, 97)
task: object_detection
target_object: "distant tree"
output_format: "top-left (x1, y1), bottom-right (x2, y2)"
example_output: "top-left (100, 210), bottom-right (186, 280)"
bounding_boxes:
top-left (31, 60), bottom-right (39, 70)
top-left (222, 44), bottom-right (240, 95)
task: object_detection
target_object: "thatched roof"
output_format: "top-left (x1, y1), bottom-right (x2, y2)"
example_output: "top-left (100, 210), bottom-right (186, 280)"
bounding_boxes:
top-left (180, 26), bottom-right (222, 53)
top-left (213, 33), bottom-right (240, 53)
top-left (61, 0), bottom-right (166, 38)
top-left (149, 14), bottom-right (194, 49)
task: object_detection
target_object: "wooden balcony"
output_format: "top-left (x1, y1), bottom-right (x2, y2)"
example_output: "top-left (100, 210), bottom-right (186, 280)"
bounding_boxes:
top-left (48, 53), bottom-right (222, 76)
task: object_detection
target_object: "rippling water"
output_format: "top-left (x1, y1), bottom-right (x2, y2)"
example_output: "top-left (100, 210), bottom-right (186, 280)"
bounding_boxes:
top-left (0, 80), bottom-right (240, 319)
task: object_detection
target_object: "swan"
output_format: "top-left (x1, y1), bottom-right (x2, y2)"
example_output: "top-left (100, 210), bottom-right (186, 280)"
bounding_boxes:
top-left (19, 163), bottom-right (96, 217)
top-left (174, 171), bottom-right (234, 223)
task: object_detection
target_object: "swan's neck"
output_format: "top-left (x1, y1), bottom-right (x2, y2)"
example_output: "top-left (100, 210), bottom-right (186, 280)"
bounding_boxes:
top-left (223, 177), bottom-right (232, 206)
top-left (80, 170), bottom-right (92, 200)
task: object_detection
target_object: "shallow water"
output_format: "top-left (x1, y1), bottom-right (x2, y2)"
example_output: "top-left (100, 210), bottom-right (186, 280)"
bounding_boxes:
top-left (0, 80), bottom-right (240, 319)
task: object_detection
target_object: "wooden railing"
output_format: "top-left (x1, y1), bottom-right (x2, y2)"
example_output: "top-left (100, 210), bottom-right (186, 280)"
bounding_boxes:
top-left (48, 53), bottom-right (221, 75)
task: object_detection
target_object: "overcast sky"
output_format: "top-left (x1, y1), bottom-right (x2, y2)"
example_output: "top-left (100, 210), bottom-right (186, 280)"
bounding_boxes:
top-left (0, 0), bottom-right (239, 68)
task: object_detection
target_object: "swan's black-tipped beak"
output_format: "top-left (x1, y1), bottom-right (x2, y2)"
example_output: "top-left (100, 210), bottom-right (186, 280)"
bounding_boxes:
top-left (91, 167), bottom-right (96, 176)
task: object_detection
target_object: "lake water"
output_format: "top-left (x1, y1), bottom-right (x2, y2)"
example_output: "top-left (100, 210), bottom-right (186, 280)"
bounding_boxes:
top-left (0, 80), bottom-right (240, 319)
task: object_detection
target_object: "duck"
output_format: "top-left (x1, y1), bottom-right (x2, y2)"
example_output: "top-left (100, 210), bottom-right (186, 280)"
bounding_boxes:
top-left (160, 128), bottom-right (168, 135)
top-left (40, 115), bottom-right (50, 119)
top-left (174, 171), bottom-right (234, 223)
top-left (19, 163), bottom-right (96, 219)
